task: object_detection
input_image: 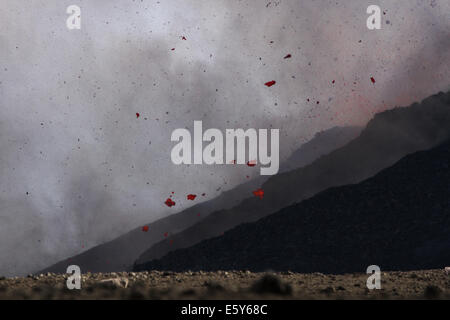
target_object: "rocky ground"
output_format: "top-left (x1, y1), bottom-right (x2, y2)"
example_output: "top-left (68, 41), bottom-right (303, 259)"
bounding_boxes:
top-left (0, 269), bottom-right (449, 299)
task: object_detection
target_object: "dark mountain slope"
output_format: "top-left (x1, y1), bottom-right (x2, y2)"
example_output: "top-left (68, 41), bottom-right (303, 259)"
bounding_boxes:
top-left (279, 126), bottom-right (362, 172)
top-left (40, 126), bottom-right (360, 274)
top-left (134, 91), bottom-right (450, 267)
top-left (135, 138), bottom-right (450, 273)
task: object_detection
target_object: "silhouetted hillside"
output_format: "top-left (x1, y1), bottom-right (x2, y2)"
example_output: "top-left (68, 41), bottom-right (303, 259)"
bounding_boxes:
top-left (40, 126), bottom-right (359, 274)
top-left (134, 91), bottom-right (450, 267)
top-left (135, 138), bottom-right (450, 273)
top-left (279, 126), bottom-right (362, 172)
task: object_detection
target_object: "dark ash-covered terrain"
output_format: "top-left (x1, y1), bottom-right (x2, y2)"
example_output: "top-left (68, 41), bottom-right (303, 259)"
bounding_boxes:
top-left (135, 137), bottom-right (450, 274)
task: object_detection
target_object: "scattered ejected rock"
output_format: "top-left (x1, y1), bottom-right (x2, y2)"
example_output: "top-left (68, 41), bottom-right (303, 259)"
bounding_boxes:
top-left (98, 277), bottom-right (129, 289)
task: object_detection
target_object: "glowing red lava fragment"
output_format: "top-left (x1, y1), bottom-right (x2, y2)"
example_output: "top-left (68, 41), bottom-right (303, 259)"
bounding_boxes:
top-left (264, 80), bottom-right (276, 87)
top-left (136, 113), bottom-right (140, 118)
top-left (142, 225), bottom-right (149, 232)
top-left (253, 188), bottom-right (264, 199)
top-left (284, 54), bottom-right (292, 59)
top-left (165, 198), bottom-right (176, 207)
top-left (370, 77), bottom-right (376, 84)
top-left (187, 194), bottom-right (197, 200)
top-left (247, 160), bottom-right (257, 167)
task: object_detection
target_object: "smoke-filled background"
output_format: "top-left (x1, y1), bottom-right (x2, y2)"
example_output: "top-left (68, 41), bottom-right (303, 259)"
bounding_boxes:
top-left (0, 0), bottom-right (449, 277)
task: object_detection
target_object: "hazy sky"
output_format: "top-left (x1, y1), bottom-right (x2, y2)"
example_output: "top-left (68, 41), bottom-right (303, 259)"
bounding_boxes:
top-left (0, 0), bottom-right (449, 276)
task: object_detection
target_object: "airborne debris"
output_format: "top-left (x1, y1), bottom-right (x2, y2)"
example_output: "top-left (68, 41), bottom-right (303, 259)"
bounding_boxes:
top-left (247, 160), bottom-right (257, 167)
top-left (187, 194), bottom-right (197, 200)
top-left (252, 188), bottom-right (264, 199)
top-left (165, 198), bottom-right (176, 207)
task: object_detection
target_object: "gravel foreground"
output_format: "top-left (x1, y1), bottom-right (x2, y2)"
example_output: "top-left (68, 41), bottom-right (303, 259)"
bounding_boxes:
top-left (0, 269), bottom-right (449, 300)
